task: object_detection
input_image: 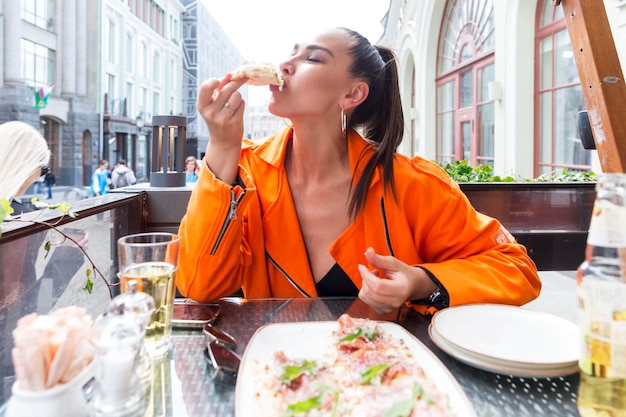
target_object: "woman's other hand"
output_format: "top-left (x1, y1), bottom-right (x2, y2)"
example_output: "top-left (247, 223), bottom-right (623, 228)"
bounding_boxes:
top-left (197, 75), bottom-right (247, 184)
top-left (358, 247), bottom-right (438, 314)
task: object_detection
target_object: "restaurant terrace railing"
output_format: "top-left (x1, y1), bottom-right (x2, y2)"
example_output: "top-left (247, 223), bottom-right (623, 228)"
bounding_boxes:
top-left (459, 182), bottom-right (596, 271)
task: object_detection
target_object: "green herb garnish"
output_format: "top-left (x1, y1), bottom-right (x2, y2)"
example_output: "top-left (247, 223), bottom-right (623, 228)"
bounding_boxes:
top-left (280, 360), bottom-right (317, 384)
top-left (340, 327), bottom-right (363, 342)
top-left (282, 382), bottom-right (338, 416)
top-left (340, 325), bottom-right (378, 342)
top-left (360, 362), bottom-right (392, 384)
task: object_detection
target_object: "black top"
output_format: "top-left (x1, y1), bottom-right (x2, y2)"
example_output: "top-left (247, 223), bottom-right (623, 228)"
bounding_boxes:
top-left (315, 263), bottom-right (359, 297)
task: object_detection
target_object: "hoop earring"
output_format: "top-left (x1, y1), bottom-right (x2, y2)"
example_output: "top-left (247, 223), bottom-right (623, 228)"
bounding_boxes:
top-left (341, 107), bottom-right (347, 137)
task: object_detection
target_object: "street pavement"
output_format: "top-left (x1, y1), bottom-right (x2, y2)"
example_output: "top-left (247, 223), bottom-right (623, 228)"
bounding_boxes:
top-left (20, 185), bottom-right (91, 205)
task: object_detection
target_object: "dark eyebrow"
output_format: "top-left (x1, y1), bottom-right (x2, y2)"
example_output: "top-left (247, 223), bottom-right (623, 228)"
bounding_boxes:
top-left (292, 43), bottom-right (334, 58)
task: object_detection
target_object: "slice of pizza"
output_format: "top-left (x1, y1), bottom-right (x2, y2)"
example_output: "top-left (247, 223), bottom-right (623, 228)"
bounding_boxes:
top-left (231, 61), bottom-right (284, 90)
top-left (252, 315), bottom-right (455, 416)
top-left (330, 315), bottom-right (453, 416)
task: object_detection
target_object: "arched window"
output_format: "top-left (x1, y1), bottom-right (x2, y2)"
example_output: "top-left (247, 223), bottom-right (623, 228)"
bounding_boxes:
top-left (435, 0), bottom-right (495, 166)
top-left (534, 0), bottom-right (589, 175)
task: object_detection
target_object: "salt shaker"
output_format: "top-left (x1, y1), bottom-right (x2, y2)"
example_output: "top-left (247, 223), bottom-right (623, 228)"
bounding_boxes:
top-left (90, 281), bottom-right (154, 417)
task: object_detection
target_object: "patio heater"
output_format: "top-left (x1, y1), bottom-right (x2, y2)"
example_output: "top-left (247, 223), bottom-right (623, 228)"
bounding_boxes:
top-left (150, 115), bottom-right (187, 187)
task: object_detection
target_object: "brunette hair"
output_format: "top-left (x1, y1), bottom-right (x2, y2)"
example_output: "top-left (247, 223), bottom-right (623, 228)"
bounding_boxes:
top-left (340, 28), bottom-right (404, 218)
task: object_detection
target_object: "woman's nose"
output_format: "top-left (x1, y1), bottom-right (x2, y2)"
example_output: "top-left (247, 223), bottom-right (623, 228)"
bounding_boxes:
top-left (279, 61), bottom-right (292, 76)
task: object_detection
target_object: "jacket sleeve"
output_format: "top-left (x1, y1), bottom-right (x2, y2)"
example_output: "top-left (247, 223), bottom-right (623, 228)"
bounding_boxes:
top-left (176, 164), bottom-right (254, 302)
top-left (110, 171), bottom-right (118, 187)
top-left (407, 164), bottom-right (541, 311)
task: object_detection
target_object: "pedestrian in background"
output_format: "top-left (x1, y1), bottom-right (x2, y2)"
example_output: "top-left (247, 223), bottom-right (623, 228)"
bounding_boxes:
top-left (89, 159), bottom-right (109, 196)
top-left (185, 156), bottom-right (199, 183)
top-left (44, 169), bottom-right (56, 200)
top-left (111, 159), bottom-right (137, 189)
top-left (33, 168), bottom-right (47, 195)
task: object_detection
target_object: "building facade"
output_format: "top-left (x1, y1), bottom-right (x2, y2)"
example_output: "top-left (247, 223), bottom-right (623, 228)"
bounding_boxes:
top-left (382, 0), bottom-right (626, 178)
top-left (0, 0), bottom-right (98, 186)
top-left (248, 101), bottom-right (287, 140)
top-left (93, 0), bottom-right (186, 182)
top-left (181, 0), bottom-right (246, 160)
top-left (1, 0), bottom-right (246, 188)
top-left (7, 1), bottom-right (624, 185)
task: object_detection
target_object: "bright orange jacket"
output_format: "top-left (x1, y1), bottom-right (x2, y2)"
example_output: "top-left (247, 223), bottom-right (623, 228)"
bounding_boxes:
top-left (177, 127), bottom-right (541, 313)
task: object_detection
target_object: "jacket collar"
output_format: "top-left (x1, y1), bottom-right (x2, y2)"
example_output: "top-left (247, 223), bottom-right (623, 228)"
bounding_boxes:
top-left (254, 126), bottom-right (381, 187)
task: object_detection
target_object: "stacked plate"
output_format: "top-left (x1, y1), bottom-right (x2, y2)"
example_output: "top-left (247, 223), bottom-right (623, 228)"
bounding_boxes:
top-left (429, 304), bottom-right (580, 377)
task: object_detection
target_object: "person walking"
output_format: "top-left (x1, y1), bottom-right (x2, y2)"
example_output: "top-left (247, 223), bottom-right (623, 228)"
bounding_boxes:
top-left (33, 168), bottom-right (47, 195)
top-left (111, 159), bottom-right (137, 189)
top-left (43, 169), bottom-right (56, 200)
top-left (89, 159), bottom-right (110, 196)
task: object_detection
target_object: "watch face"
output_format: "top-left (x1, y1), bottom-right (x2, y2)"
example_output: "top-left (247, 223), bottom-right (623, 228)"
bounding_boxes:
top-left (429, 290), bottom-right (441, 303)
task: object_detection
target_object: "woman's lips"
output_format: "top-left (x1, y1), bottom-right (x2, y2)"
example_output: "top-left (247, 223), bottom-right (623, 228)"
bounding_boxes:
top-left (269, 83), bottom-right (284, 92)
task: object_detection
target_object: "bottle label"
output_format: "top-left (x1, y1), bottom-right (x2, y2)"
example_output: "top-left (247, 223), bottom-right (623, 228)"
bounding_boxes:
top-left (587, 200), bottom-right (626, 247)
top-left (579, 277), bottom-right (626, 378)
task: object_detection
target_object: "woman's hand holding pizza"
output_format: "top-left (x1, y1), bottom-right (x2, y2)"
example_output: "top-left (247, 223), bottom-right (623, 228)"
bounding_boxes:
top-left (198, 62), bottom-right (282, 185)
top-left (358, 247), bottom-right (439, 314)
top-left (197, 75), bottom-right (247, 185)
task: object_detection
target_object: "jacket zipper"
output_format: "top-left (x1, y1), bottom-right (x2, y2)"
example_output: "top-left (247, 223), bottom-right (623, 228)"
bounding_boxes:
top-left (210, 187), bottom-right (245, 255)
top-left (379, 197), bottom-right (395, 257)
top-left (266, 252), bottom-right (311, 297)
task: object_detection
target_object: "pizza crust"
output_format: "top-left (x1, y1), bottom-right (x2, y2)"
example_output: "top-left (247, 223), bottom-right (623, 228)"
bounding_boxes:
top-left (231, 61), bottom-right (284, 90)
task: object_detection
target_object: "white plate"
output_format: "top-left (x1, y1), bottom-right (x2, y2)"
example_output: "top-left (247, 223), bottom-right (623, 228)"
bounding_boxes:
top-left (429, 325), bottom-right (579, 377)
top-left (235, 321), bottom-right (477, 417)
top-left (431, 304), bottom-right (580, 368)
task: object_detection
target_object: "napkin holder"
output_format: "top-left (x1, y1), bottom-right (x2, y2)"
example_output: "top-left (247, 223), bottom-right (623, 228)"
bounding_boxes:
top-left (5, 360), bottom-right (96, 417)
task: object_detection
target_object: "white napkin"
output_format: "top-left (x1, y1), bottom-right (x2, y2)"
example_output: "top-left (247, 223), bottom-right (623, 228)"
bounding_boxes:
top-left (11, 306), bottom-right (95, 391)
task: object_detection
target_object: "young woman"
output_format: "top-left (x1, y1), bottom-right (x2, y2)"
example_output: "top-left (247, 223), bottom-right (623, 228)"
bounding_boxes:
top-left (177, 27), bottom-right (541, 314)
top-left (184, 156), bottom-right (199, 183)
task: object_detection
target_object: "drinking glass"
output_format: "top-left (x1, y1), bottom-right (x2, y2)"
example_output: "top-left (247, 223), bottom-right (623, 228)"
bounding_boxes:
top-left (117, 232), bottom-right (180, 358)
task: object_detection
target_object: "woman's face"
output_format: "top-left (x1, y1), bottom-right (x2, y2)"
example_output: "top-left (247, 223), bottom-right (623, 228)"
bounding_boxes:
top-left (269, 28), bottom-right (355, 120)
top-left (186, 160), bottom-right (196, 172)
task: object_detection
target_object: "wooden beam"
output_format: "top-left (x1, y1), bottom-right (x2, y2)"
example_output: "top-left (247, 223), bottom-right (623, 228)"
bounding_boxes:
top-left (559, 0), bottom-right (626, 173)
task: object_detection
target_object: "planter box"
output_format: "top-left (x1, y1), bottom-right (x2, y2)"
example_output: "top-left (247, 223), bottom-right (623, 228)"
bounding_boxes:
top-left (459, 182), bottom-right (596, 271)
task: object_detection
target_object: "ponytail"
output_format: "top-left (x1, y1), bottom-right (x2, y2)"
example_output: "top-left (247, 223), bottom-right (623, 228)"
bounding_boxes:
top-left (341, 28), bottom-right (404, 218)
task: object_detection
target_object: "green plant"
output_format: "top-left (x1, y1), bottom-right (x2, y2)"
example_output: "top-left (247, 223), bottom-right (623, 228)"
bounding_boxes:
top-left (533, 168), bottom-right (597, 182)
top-left (439, 160), bottom-right (597, 183)
top-left (0, 198), bottom-right (115, 298)
top-left (440, 160), bottom-right (518, 182)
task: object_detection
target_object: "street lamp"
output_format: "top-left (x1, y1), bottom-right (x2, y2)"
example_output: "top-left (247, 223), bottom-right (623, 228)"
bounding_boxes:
top-left (135, 114), bottom-right (145, 134)
top-left (150, 115), bottom-right (187, 187)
